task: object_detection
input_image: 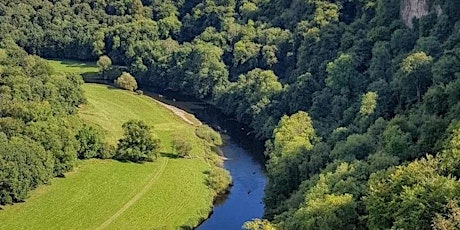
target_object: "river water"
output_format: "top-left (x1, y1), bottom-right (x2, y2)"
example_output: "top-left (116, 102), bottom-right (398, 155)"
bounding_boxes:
top-left (146, 91), bottom-right (267, 230)
top-left (197, 141), bottom-right (267, 230)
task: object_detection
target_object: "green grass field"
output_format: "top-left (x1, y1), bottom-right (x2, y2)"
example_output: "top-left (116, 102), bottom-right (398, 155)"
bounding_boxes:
top-left (0, 60), bottom-right (215, 229)
top-left (47, 59), bottom-right (99, 75)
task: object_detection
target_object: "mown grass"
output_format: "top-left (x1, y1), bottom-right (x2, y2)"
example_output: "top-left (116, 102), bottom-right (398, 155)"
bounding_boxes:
top-left (0, 66), bottom-right (215, 229)
top-left (47, 59), bottom-right (99, 75)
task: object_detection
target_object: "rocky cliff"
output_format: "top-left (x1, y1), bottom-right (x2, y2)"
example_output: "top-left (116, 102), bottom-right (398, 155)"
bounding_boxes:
top-left (400, 0), bottom-right (429, 28)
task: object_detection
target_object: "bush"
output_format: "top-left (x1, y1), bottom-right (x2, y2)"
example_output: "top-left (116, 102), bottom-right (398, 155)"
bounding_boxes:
top-left (0, 137), bottom-right (54, 205)
top-left (99, 143), bottom-right (116, 159)
top-left (203, 147), bottom-right (222, 166)
top-left (76, 124), bottom-right (103, 159)
top-left (115, 120), bottom-right (161, 162)
top-left (97, 55), bottom-right (112, 72)
top-left (115, 72), bottom-right (138, 91)
top-left (172, 136), bottom-right (193, 158)
top-left (206, 166), bottom-right (232, 195)
top-left (195, 125), bottom-right (222, 146)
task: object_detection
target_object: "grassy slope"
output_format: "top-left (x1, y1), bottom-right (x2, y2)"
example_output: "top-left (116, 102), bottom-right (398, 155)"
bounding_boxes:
top-left (47, 59), bottom-right (99, 75)
top-left (0, 60), bottom-right (214, 229)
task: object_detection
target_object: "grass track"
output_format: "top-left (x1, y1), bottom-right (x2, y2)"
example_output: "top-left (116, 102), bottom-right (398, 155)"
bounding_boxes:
top-left (0, 82), bottom-right (214, 229)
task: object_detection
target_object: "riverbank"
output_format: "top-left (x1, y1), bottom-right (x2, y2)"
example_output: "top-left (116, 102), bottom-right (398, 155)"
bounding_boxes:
top-left (140, 89), bottom-right (268, 229)
top-left (48, 59), bottom-right (266, 229)
top-left (0, 83), bottom-right (218, 229)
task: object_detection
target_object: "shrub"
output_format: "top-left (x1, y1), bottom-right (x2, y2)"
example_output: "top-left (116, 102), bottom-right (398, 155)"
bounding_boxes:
top-left (76, 124), bottom-right (103, 159)
top-left (206, 166), bottom-right (232, 195)
top-left (97, 55), bottom-right (112, 72)
top-left (172, 136), bottom-right (193, 158)
top-left (115, 72), bottom-right (138, 91)
top-left (99, 143), bottom-right (116, 159)
top-left (203, 147), bottom-right (222, 166)
top-left (195, 125), bottom-right (222, 146)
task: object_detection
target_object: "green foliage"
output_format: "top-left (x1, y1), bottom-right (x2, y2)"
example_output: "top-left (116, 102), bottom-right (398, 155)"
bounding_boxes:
top-left (172, 135), bottom-right (193, 158)
top-left (272, 111), bottom-right (316, 157)
top-left (243, 219), bottom-right (276, 230)
top-left (76, 124), bottom-right (103, 159)
top-left (115, 72), bottom-right (138, 91)
top-left (331, 133), bottom-right (375, 160)
top-left (0, 47), bottom-right (105, 205)
top-left (195, 125), bottom-right (223, 146)
top-left (366, 157), bottom-right (459, 229)
top-left (0, 136), bottom-right (54, 205)
top-left (0, 44), bottom-right (109, 204)
top-left (214, 68), bottom-right (283, 138)
top-left (326, 54), bottom-right (363, 96)
top-left (283, 162), bottom-right (362, 230)
top-left (392, 51), bottom-right (433, 105)
top-left (366, 134), bottom-right (460, 229)
top-left (359, 91), bottom-right (378, 116)
top-left (96, 55), bottom-right (112, 72)
top-left (3, 0), bottom-right (460, 228)
top-left (206, 166), bottom-right (232, 195)
top-left (432, 200), bottom-right (460, 230)
top-left (289, 194), bottom-right (357, 230)
top-left (68, 84), bottom-right (219, 228)
top-left (170, 41), bottom-right (229, 98)
top-left (401, 52), bottom-right (433, 74)
top-left (264, 111), bottom-right (318, 215)
top-left (115, 120), bottom-right (161, 162)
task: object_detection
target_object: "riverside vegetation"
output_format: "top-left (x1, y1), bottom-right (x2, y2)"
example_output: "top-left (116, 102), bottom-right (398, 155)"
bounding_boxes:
top-left (2, 0), bottom-right (460, 229)
top-left (0, 46), bottom-right (230, 229)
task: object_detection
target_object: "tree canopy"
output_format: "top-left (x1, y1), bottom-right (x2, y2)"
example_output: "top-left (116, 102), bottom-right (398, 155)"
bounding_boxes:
top-left (115, 120), bottom-right (161, 162)
top-left (3, 0), bottom-right (460, 228)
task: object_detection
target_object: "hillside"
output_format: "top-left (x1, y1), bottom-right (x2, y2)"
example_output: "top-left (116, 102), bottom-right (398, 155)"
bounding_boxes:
top-left (0, 82), bottom-right (218, 229)
top-left (2, 0), bottom-right (460, 229)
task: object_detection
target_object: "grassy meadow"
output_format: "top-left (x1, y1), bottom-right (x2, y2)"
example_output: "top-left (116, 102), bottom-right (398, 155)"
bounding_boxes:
top-left (0, 60), bottom-right (215, 229)
top-left (47, 59), bottom-right (99, 75)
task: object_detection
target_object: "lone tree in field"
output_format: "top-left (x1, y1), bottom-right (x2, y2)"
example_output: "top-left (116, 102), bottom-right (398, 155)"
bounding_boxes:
top-left (172, 136), bottom-right (192, 158)
top-left (97, 55), bottom-right (112, 76)
top-left (115, 120), bottom-right (160, 162)
top-left (115, 72), bottom-right (138, 91)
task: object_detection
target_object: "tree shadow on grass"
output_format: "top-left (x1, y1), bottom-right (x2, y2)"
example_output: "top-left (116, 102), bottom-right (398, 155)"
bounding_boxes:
top-left (160, 152), bottom-right (178, 159)
top-left (179, 226), bottom-right (194, 230)
top-left (58, 60), bottom-right (96, 67)
top-left (151, 225), bottom-right (195, 230)
top-left (105, 85), bottom-right (119, 90)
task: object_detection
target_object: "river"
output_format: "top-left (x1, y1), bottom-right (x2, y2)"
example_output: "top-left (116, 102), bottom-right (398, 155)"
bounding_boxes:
top-left (147, 91), bottom-right (267, 230)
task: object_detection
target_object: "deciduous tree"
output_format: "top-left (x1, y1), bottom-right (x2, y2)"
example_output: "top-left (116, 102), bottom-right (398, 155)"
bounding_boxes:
top-left (115, 120), bottom-right (161, 162)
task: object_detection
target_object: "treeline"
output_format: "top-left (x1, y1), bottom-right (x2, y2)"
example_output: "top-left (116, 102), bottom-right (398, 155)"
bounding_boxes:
top-left (0, 43), bottom-right (106, 205)
top-left (0, 44), bottom-right (169, 205)
top-left (2, 0), bottom-right (460, 228)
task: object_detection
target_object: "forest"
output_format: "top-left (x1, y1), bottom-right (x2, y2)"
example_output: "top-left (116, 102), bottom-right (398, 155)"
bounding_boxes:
top-left (1, 0), bottom-right (460, 229)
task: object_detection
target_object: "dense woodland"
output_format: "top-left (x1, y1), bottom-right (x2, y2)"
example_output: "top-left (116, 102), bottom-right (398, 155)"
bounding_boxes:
top-left (2, 0), bottom-right (460, 229)
top-left (0, 44), bottom-right (105, 204)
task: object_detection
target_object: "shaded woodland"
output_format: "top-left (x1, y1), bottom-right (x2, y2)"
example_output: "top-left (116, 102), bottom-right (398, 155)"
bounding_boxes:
top-left (2, 0), bottom-right (460, 228)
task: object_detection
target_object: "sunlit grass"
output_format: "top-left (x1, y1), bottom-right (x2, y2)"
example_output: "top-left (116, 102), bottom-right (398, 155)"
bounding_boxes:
top-left (46, 59), bottom-right (99, 75)
top-left (0, 83), bottom-right (214, 229)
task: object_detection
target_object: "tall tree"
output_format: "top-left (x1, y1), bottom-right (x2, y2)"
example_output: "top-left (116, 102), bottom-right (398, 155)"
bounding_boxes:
top-left (399, 51), bottom-right (433, 104)
top-left (115, 120), bottom-right (161, 162)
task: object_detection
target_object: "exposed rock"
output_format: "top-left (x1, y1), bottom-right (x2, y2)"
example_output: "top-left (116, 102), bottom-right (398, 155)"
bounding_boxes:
top-left (400, 0), bottom-right (429, 28)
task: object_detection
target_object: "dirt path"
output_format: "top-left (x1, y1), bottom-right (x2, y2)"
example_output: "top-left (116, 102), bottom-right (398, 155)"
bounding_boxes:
top-left (155, 100), bottom-right (202, 126)
top-left (95, 158), bottom-right (169, 230)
